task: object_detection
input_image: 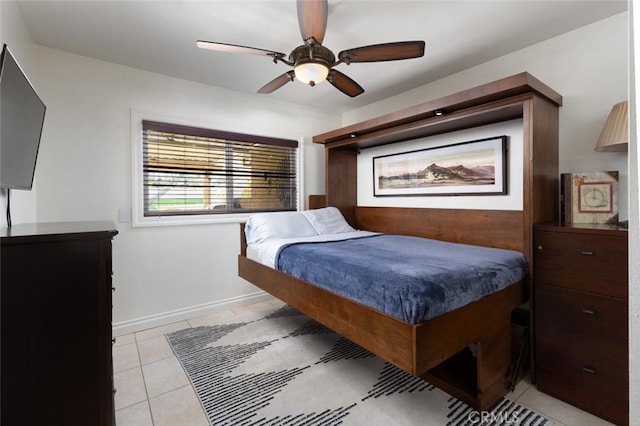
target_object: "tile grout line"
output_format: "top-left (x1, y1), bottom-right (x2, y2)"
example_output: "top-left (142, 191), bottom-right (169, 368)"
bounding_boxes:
top-left (112, 343), bottom-right (148, 414)
top-left (134, 336), bottom-right (155, 426)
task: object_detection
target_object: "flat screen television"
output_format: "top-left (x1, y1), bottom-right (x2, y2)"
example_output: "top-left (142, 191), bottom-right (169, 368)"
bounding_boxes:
top-left (0, 43), bottom-right (46, 190)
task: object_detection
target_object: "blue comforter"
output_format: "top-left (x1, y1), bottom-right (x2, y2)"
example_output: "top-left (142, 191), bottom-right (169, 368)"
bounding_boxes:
top-left (276, 234), bottom-right (527, 324)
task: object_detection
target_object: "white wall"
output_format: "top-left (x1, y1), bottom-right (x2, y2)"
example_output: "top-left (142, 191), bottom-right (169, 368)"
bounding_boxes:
top-left (0, 0), bottom-right (39, 226)
top-left (28, 46), bottom-right (339, 334)
top-left (346, 12), bottom-right (629, 220)
top-left (629, 3), bottom-right (639, 423)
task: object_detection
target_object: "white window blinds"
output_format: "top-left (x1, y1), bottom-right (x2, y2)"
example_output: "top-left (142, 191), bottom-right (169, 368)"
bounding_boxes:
top-left (142, 120), bottom-right (298, 216)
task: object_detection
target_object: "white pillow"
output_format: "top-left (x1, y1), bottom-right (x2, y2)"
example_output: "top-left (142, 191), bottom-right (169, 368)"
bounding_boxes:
top-left (302, 206), bottom-right (355, 235)
top-left (245, 211), bottom-right (318, 244)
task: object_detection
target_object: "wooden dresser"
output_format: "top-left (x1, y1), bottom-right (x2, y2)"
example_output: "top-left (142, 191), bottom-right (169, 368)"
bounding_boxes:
top-left (534, 223), bottom-right (628, 425)
top-left (1, 221), bottom-right (118, 426)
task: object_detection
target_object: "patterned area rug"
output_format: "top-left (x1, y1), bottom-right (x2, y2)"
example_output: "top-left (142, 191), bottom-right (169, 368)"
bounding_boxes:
top-left (166, 305), bottom-right (552, 426)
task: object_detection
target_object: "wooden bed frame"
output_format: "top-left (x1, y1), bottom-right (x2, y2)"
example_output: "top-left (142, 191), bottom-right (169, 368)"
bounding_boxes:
top-left (238, 73), bottom-right (562, 410)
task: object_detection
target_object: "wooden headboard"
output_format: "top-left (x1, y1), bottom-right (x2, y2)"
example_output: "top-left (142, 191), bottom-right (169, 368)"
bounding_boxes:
top-left (355, 207), bottom-right (524, 252)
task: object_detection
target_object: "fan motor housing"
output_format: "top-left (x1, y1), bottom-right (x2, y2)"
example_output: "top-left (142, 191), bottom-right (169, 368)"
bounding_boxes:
top-left (290, 44), bottom-right (335, 68)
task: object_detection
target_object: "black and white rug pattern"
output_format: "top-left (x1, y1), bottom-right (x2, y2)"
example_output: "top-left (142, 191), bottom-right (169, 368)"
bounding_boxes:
top-left (166, 305), bottom-right (552, 426)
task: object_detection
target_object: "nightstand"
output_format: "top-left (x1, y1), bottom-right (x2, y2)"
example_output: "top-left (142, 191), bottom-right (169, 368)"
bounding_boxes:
top-left (534, 223), bottom-right (628, 425)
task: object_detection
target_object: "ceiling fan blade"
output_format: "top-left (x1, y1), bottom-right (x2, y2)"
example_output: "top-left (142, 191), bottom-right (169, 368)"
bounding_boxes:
top-left (197, 40), bottom-right (285, 58)
top-left (338, 41), bottom-right (426, 64)
top-left (297, 0), bottom-right (328, 44)
top-left (258, 71), bottom-right (296, 94)
top-left (327, 69), bottom-right (364, 98)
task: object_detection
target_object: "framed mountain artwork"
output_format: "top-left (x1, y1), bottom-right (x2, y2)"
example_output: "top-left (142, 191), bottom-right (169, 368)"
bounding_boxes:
top-left (373, 136), bottom-right (507, 196)
top-left (561, 171), bottom-right (619, 224)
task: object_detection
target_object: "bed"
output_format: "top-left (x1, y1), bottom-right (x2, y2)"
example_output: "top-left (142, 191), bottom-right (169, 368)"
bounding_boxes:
top-left (238, 73), bottom-right (562, 410)
top-left (246, 208), bottom-right (528, 325)
top-left (239, 207), bottom-right (526, 410)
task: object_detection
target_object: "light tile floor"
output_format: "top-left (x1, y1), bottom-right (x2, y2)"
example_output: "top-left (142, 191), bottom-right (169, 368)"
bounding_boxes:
top-left (113, 298), bottom-right (616, 426)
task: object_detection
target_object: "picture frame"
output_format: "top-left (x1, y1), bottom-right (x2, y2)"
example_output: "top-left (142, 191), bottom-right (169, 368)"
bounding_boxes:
top-left (561, 171), bottom-right (619, 224)
top-left (373, 136), bottom-right (507, 196)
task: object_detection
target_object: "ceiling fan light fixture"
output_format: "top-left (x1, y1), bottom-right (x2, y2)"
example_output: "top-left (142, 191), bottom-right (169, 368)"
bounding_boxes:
top-left (294, 62), bottom-right (329, 86)
top-left (198, 1), bottom-right (425, 97)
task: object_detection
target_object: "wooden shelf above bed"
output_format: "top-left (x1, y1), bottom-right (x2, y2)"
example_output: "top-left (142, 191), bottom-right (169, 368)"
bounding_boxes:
top-left (313, 72), bottom-right (562, 150)
top-left (313, 71), bottom-right (561, 253)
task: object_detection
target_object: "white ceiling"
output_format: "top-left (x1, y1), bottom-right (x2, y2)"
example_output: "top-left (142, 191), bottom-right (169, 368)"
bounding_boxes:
top-left (16, 0), bottom-right (628, 113)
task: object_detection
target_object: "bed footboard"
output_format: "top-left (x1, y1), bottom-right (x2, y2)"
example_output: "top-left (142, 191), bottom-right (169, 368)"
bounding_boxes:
top-left (416, 282), bottom-right (522, 410)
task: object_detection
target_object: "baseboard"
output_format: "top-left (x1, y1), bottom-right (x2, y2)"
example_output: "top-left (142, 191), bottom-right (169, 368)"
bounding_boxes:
top-left (112, 291), bottom-right (273, 336)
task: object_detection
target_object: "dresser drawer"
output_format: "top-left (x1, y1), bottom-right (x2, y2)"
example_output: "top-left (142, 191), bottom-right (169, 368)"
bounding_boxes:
top-left (536, 334), bottom-right (628, 425)
top-left (536, 284), bottom-right (627, 355)
top-left (534, 230), bottom-right (627, 297)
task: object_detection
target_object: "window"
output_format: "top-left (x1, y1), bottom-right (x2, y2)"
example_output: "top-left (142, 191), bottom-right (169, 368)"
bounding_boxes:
top-left (141, 120), bottom-right (298, 218)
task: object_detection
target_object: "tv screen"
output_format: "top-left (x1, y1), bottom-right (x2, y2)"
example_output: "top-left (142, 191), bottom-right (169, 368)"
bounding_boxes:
top-left (0, 43), bottom-right (46, 190)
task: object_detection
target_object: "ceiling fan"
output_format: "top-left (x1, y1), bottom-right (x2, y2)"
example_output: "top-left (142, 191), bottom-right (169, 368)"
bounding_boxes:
top-left (196, 0), bottom-right (425, 97)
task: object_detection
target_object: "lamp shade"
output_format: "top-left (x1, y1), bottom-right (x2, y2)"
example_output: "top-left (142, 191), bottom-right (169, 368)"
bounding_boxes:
top-left (595, 100), bottom-right (628, 152)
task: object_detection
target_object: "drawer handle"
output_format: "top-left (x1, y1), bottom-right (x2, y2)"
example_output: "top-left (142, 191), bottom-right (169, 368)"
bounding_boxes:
top-left (582, 366), bottom-right (597, 374)
top-left (537, 245), bottom-right (543, 250)
top-left (580, 251), bottom-right (595, 256)
top-left (112, 337), bottom-right (117, 345)
top-left (582, 308), bottom-right (596, 315)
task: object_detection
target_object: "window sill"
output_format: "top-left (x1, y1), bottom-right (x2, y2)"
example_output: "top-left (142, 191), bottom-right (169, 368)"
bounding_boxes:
top-left (132, 212), bottom-right (254, 228)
